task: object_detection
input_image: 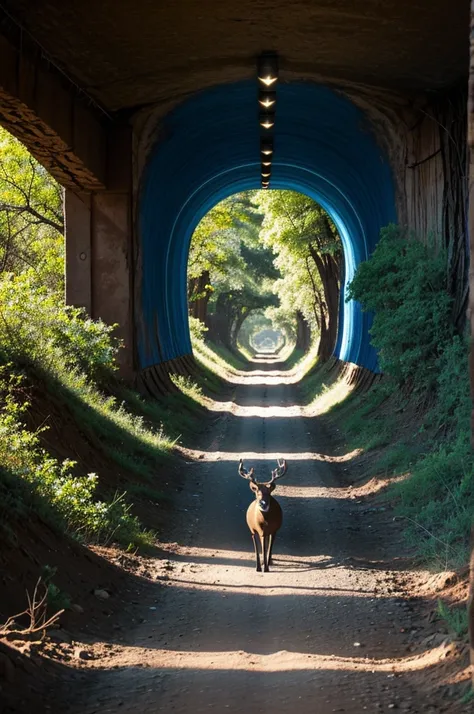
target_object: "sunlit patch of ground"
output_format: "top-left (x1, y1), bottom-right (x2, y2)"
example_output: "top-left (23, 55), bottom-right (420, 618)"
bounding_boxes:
top-left (176, 447), bottom-right (361, 465)
top-left (79, 642), bottom-right (455, 674)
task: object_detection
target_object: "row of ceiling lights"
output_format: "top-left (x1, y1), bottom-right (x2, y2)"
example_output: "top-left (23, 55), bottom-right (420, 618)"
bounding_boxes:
top-left (257, 53), bottom-right (278, 189)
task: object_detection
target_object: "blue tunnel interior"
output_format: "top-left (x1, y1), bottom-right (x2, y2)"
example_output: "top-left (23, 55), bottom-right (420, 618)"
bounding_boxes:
top-left (138, 81), bottom-right (397, 372)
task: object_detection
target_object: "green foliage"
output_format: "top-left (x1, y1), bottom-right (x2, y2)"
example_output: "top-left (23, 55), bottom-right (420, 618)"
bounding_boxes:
top-left (170, 374), bottom-right (204, 402)
top-left (429, 334), bottom-right (471, 435)
top-left (0, 367), bottom-right (153, 549)
top-left (461, 688), bottom-right (474, 704)
top-left (188, 316), bottom-right (208, 341)
top-left (347, 225), bottom-right (453, 389)
top-left (436, 598), bottom-right (468, 637)
top-left (41, 565), bottom-right (71, 611)
top-left (326, 228), bottom-right (473, 568)
top-left (0, 271), bottom-right (119, 377)
top-left (256, 189), bottom-right (341, 337)
top-left (0, 127), bottom-right (64, 291)
top-left (393, 432), bottom-right (473, 567)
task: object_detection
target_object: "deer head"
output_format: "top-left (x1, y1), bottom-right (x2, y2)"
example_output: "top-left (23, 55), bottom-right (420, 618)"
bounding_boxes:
top-left (238, 458), bottom-right (287, 512)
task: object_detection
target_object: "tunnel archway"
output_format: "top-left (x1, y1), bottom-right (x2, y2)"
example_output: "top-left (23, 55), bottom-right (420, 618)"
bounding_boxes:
top-left (138, 81), bottom-right (397, 374)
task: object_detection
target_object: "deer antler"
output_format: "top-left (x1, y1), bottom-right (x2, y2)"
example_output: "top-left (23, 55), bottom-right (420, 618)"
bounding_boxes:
top-left (269, 458), bottom-right (287, 483)
top-left (238, 459), bottom-right (255, 481)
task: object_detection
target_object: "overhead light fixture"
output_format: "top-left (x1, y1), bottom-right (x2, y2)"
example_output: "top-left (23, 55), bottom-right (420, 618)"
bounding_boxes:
top-left (259, 91), bottom-right (276, 109)
top-left (257, 52), bottom-right (279, 87)
top-left (257, 53), bottom-right (278, 190)
top-left (261, 139), bottom-right (274, 156)
top-left (259, 114), bottom-right (274, 129)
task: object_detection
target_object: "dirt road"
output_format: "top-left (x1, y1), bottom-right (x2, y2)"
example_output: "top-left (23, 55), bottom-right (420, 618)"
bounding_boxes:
top-left (72, 358), bottom-right (459, 714)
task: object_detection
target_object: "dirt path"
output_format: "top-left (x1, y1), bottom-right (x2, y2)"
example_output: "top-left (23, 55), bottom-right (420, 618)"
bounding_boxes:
top-left (70, 358), bottom-right (460, 714)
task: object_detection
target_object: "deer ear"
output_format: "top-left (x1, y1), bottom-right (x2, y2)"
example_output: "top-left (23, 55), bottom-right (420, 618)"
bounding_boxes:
top-left (249, 482), bottom-right (258, 492)
top-left (266, 482), bottom-right (276, 492)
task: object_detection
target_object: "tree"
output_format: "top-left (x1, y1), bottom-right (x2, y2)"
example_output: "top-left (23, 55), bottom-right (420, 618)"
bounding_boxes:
top-left (256, 190), bottom-right (342, 360)
top-left (188, 193), bottom-right (277, 347)
top-left (0, 127), bottom-right (64, 292)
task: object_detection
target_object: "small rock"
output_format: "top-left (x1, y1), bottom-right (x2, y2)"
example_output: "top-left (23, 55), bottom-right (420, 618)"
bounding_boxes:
top-left (71, 604), bottom-right (84, 614)
top-left (74, 648), bottom-right (91, 660)
top-left (93, 589), bottom-right (110, 600)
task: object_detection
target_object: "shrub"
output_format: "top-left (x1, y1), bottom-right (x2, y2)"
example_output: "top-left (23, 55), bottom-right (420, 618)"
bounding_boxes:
top-left (0, 367), bottom-right (152, 549)
top-left (347, 225), bottom-right (453, 390)
top-left (0, 271), bottom-right (119, 377)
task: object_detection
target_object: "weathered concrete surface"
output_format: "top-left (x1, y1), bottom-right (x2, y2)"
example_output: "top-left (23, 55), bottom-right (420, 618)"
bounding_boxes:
top-left (4, 1), bottom-right (470, 112)
top-left (65, 191), bottom-right (92, 313)
top-left (65, 189), bottom-right (134, 378)
top-left (0, 25), bottom-right (107, 190)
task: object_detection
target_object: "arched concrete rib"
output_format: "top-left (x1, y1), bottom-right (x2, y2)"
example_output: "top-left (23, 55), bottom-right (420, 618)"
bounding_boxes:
top-left (138, 81), bottom-right (397, 376)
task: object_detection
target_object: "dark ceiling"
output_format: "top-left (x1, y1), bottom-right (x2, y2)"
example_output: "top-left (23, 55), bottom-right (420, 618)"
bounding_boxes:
top-left (3, 0), bottom-right (470, 113)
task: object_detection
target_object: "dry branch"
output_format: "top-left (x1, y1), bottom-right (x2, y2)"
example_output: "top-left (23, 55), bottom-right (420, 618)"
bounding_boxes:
top-left (0, 577), bottom-right (64, 640)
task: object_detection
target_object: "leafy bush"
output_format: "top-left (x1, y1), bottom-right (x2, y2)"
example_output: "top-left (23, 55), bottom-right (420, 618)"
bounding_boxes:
top-left (0, 271), bottom-right (119, 377)
top-left (347, 225), bottom-right (453, 389)
top-left (430, 334), bottom-right (471, 434)
top-left (0, 367), bottom-right (152, 549)
top-left (188, 315), bottom-right (208, 341)
top-left (342, 225), bottom-right (474, 568)
top-left (436, 598), bottom-right (469, 637)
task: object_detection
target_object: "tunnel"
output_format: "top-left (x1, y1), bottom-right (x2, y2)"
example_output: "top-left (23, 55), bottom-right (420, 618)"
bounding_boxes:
top-left (138, 81), bottom-right (397, 373)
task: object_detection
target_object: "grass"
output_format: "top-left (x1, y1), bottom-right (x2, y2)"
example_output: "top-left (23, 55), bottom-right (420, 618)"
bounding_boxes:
top-left (461, 688), bottom-right (474, 704)
top-left (436, 598), bottom-right (469, 638)
top-left (319, 371), bottom-right (474, 570)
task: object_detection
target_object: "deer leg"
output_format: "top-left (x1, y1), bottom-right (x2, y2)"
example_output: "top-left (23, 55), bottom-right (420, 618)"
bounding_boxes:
top-left (262, 535), bottom-right (269, 572)
top-left (268, 533), bottom-right (276, 566)
top-left (252, 533), bottom-right (261, 572)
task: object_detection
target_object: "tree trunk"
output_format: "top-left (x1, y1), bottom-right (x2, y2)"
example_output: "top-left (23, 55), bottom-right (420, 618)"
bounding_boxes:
top-left (315, 294), bottom-right (331, 360)
top-left (188, 270), bottom-right (211, 323)
top-left (295, 312), bottom-right (311, 352)
top-left (308, 243), bottom-right (340, 359)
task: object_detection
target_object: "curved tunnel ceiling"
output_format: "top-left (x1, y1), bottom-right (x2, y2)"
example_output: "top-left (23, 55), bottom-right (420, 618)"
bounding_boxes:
top-left (139, 81), bottom-right (397, 372)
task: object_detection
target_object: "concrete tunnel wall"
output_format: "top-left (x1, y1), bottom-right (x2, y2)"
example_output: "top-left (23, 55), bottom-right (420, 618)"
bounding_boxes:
top-left (138, 81), bottom-right (397, 373)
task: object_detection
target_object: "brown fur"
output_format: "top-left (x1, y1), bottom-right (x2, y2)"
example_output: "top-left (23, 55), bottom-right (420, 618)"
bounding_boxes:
top-left (246, 482), bottom-right (283, 572)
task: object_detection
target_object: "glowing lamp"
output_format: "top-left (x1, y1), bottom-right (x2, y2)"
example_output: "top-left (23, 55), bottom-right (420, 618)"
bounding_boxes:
top-left (259, 91), bottom-right (276, 109)
top-left (261, 139), bottom-right (274, 156)
top-left (257, 52), bottom-right (279, 87)
top-left (259, 114), bottom-right (274, 130)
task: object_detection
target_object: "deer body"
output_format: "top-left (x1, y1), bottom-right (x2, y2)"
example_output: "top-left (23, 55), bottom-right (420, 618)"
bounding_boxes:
top-left (239, 458), bottom-right (287, 573)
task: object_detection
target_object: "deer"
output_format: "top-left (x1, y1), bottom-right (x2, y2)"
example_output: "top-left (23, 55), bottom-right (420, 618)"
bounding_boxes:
top-left (238, 458), bottom-right (287, 573)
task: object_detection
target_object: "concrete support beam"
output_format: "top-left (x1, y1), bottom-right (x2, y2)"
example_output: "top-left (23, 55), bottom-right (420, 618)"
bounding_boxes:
top-left (0, 28), bottom-right (107, 191)
top-left (65, 189), bottom-right (134, 380)
top-left (91, 191), bottom-right (134, 378)
top-left (65, 192), bottom-right (92, 312)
